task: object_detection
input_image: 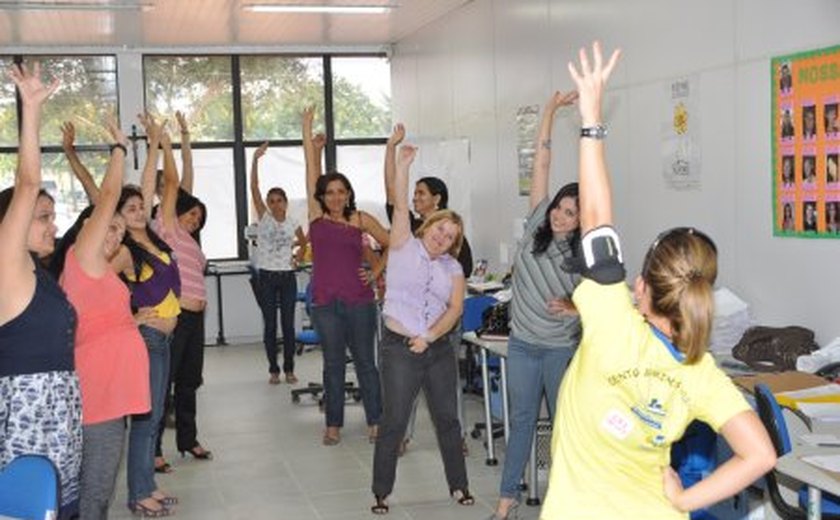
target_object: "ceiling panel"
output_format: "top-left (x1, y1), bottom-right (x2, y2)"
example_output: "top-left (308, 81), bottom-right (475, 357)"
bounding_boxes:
top-left (0, 0), bottom-right (473, 48)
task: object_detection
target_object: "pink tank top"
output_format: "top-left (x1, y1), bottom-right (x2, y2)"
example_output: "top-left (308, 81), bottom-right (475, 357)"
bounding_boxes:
top-left (309, 217), bottom-right (374, 306)
top-left (60, 247), bottom-right (151, 424)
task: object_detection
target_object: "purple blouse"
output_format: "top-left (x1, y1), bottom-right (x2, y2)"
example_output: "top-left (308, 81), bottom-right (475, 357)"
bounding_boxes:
top-left (383, 237), bottom-right (463, 337)
top-left (309, 218), bottom-right (374, 306)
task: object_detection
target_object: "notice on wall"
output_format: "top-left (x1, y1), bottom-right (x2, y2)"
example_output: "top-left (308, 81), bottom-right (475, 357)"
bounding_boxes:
top-left (661, 77), bottom-right (701, 191)
top-left (516, 104), bottom-right (540, 196)
top-left (773, 45), bottom-right (840, 238)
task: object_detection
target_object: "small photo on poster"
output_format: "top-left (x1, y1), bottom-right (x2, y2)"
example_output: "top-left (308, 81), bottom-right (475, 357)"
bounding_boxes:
top-left (781, 105), bottom-right (795, 140)
top-left (802, 103), bottom-right (817, 141)
top-left (781, 155), bottom-right (795, 188)
top-left (826, 200), bottom-right (840, 234)
top-left (781, 200), bottom-right (796, 232)
top-left (803, 200), bottom-right (818, 231)
top-left (827, 151), bottom-right (839, 186)
top-left (779, 61), bottom-right (793, 94)
top-left (824, 99), bottom-right (840, 137)
top-left (802, 154), bottom-right (817, 185)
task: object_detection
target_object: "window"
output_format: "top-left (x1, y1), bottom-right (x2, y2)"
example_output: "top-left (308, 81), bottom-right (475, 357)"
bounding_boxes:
top-left (332, 56), bottom-right (391, 140)
top-left (143, 53), bottom-right (390, 260)
top-left (0, 55), bottom-right (118, 234)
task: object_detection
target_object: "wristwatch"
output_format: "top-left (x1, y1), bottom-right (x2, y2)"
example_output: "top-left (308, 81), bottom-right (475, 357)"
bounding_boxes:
top-left (580, 124), bottom-right (608, 140)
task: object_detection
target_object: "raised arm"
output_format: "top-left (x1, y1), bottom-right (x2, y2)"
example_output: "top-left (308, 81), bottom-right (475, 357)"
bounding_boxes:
top-left (359, 210), bottom-right (390, 250)
top-left (530, 91), bottom-right (579, 210)
top-left (302, 106), bottom-right (326, 221)
top-left (250, 142), bottom-right (268, 219)
top-left (389, 144), bottom-right (416, 250)
top-left (138, 112), bottom-right (163, 221)
top-left (74, 119), bottom-right (128, 276)
top-left (0, 63), bottom-right (59, 320)
top-left (158, 129), bottom-right (180, 234)
top-left (176, 111), bottom-right (194, 193)
top-left (663, 411), bottom-right (775, 513)
top-left (61, 121), bottom-right (100, 205)
top-left (567, 42), bottom-right (621, 235)
top-left (384, 123), bottom-right (405, 206)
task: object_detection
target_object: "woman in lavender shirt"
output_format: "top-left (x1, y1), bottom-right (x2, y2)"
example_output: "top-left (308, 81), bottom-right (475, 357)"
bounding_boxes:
top-left (370, 144), bottom-right (473, 514)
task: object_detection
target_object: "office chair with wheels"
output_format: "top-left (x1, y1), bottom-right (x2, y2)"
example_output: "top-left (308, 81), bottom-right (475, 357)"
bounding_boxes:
top-left (0, 454), bottom-right (59, 520)
top-left (754, 383), bottom-right (840, 519)
top-left (291, 282), bottom-right (361, 405)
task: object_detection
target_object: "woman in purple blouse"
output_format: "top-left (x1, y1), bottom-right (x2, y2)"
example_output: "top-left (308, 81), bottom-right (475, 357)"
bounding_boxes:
top-left (370, 144), bottom-right (472, 514)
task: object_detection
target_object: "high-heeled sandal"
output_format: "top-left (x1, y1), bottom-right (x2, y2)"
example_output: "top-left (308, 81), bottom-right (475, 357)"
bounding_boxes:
top-left (151, 491), bottom-right (178, 506)
top-left (128, 499), bottom-right (170, 517)
top-left (451, 488), bottom-right (475, 506)
top-left (181, 445), bottom-right (213, 460)
top-left (371, 495), bottom-right (389, 515)
top-left (322, 429), bottom-right (340, 446)
top-left (153, 459), bottom-right (173, 474)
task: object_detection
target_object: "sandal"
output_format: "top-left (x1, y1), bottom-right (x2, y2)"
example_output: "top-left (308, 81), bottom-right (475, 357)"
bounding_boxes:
top-left (322, 427), bottom-right (340, 446)
top-left (371, 495), bottom-right (389, 515)
top-left (181, 444), bottom-right (213, 460)
top-left (151, 491), bottom-right (178, 506)
top-left (153, 458), bottom-right (173, 474)
top-left (397, 438), bottom-right (409, 457)
top-left (451, 488), bottom-right (475, 506)
top-left (285, 372), bottom-right (299, 384)
top-left (128, 499), bottom-right (170, 517)
top-left (368, 425), bottom-right (379, 444)
top-left (269, 373), bottom-right (281, 385)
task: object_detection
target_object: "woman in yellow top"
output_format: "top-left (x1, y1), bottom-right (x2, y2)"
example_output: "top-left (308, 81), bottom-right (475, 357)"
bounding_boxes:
top-left (541, 42), bottom-right (776, 519)
top-left (111, 115), bottom-right (181, 517)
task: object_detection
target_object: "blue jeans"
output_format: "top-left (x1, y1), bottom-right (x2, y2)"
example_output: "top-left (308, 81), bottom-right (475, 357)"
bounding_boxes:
top-left (255, 270), bottom-right (298, 374)
top-left (127, 326), bottom-right (171, 503)
top-left (312, 300), bottom-right (381, 427)
top-left (499, 334), bottom-right (574, 499)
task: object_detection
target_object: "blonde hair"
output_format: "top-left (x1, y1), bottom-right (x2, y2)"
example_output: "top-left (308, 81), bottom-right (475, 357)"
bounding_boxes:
top-left (416, 209), bottom-right (464, 258)
top-left (642, 229), bottom-right (717, 364)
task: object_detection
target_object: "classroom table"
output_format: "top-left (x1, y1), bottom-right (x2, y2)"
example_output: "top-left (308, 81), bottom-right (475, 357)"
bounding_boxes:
top-left (462, 332), bottom-right (543, 504)
top-left (205, 261), bottom-right (252, 345)
top-left (777, 445), bottom-right (840, 520)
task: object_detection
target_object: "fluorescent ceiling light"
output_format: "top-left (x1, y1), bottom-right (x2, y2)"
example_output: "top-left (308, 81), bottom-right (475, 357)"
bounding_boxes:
top-left (243, 4), bottom-right (392, 14)
top-left (0, 1), bottom-right (154, 10)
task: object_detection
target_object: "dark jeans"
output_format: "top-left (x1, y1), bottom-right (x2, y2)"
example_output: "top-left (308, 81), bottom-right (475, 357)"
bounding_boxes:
top-left (311, 300), bottom-right (381, 428)
top-left (155, 309), bottom-right (206, 455)
top-left (255, 269), bottom-right (298, 374)
top-left (372, 327), bottom-right (467, 497)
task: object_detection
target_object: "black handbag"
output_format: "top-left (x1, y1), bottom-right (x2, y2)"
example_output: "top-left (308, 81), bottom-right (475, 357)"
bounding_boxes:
top-left (477, 301), bottom-right (510, 338)
top-left (732, 325), bottom-right (819, 372)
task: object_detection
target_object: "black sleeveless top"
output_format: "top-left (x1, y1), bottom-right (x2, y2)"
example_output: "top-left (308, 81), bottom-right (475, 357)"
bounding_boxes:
top-left (0, 263), bottom-right (77, 377)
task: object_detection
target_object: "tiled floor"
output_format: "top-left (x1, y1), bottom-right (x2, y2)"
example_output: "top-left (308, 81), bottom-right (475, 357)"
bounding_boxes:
top-left (107, 342), bottom-right (547, 519)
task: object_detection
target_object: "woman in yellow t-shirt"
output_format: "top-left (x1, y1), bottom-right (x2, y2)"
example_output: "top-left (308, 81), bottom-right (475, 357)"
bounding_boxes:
top-left (541, 42), bottom-right (776, 520)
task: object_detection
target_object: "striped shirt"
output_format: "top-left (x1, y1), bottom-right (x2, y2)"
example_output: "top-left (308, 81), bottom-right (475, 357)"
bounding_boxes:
top-left (154, 216), bottom-right (207, 302)
top-left (510, 197), bottom-right (581, 348)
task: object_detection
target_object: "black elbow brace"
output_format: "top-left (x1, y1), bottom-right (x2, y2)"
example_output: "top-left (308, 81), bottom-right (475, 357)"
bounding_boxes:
top-left (562, 225), bottom-right (626, 284)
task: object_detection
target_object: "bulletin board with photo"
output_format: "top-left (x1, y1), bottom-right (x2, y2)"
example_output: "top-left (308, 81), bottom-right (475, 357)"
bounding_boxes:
top-left (772, 45), bottom-right (840, 237)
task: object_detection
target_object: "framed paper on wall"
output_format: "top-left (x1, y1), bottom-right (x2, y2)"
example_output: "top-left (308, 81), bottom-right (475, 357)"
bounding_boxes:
top-left (772, 45), bottom-right (840, 237)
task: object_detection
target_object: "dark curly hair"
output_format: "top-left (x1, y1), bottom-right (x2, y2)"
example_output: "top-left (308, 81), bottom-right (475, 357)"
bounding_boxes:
top-left (531, 182), bottom-right (580, 256)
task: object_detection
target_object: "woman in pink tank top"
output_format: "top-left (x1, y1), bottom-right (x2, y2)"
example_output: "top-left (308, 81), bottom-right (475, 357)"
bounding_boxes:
top-left (303, 107), bottom-right (391, 446)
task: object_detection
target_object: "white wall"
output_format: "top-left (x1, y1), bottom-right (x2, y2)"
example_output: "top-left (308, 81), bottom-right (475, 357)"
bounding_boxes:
top-left (390, 0), bottom-right (840, 343)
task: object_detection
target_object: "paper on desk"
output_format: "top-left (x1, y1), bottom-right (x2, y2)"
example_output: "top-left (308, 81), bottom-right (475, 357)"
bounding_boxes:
top-left (800, 433), bottom-right (840, 446)
top-left (776, 383), bottom-right (840, 409)
top-left (797, 402), bottom-right (840, 422)
top-left (802, 454), bottom-right (840, 473)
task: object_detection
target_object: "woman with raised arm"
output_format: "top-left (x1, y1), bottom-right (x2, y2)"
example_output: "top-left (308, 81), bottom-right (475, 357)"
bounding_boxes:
top-left (541, 42), bottom-right (775, 519)
top-left (302, 106), bottom-right (390, 446)
top-left (59, 120), bottom-right (151, 520)
top-left (250, 141), bottom-right (306, 385)
top-left (370, 144), bottom-right (472, 515)
top-left (111, 114), bottom-right (180, 516)
top-left (0, 63), bottom-right (82, 519)
top-left (488, 90), bottom-right (582, 520)
top-left (152, 111), bottom-right (213, 472)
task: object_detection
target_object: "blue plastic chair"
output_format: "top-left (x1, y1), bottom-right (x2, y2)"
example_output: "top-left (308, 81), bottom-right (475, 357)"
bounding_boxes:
top-left (295, 282), bottom-right (320, 354)
top-left (0, 455), bottom-right (59, 520)
top-left (754, 383), bottom-right (840, 518)
top-left (671, 421), bottom-right (719, 520)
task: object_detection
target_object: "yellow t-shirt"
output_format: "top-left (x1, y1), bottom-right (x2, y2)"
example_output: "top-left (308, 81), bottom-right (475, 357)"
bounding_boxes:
top-left (541, 279), bottom-right (750, 520)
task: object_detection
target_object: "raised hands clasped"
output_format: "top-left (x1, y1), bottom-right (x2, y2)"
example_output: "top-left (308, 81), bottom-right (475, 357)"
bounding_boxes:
top-left (567, 41), bottom-right (621, 126)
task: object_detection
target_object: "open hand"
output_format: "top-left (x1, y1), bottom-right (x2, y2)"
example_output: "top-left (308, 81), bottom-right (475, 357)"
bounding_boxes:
top-left (396, 144), bottom-right (417, 169)
top-left (61, 121), bottom-right (76, 151)
top-left (9, 62), bottom-right (60, 107)
top-left (388, 123), bottom-right (406, 147)
top-left (547, 297), bottom-right (577, 316)
top-left (567, 41), bottom-right (621, 126)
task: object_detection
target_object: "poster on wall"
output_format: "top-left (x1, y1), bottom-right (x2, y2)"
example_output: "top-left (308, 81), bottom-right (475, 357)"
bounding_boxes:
top-left (516, 104), bottom-right (540, 196)
top-left (661, 77), bottom-right (702, 191)
top-left (772, 44), bottom-right (840, 237)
